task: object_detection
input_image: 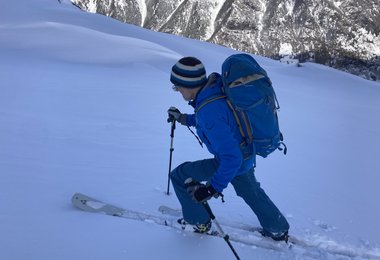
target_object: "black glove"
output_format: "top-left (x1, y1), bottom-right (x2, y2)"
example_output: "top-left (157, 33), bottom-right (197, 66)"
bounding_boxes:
top-left (167, 107), bottom-right (187, 125)
top-left (185, 178), bottom-right (219, 203)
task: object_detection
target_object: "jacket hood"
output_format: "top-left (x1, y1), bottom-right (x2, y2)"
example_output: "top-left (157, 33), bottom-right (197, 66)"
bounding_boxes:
top-left (189, 72), bottom-right (222, 109)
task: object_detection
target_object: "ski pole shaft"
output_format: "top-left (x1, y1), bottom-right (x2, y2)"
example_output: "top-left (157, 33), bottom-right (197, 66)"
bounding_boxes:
top-left (166, 120), bottom-right (176, 195)
top-left (202, 202), bottom-right (240, 260)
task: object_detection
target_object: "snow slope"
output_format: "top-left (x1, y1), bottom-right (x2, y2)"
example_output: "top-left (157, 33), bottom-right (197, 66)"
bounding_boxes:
top-left (1, 0), bottom-right (380, 259)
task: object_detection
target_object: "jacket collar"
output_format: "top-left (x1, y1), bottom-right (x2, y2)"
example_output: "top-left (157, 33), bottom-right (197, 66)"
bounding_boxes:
top-left (189, 72), bottom-right (222, 109)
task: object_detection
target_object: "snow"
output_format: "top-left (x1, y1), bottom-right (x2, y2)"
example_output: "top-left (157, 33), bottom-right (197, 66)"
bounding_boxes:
top-left (204, 0), bottom-right (225, 40)
top-left (334, 1), bottom-right (343, 8)
top-left (1, 0), bottom-right (380, 259)
top-left (86, 0), bottom-right (97, 13)
top-left (284, 0), bottom-right (295, 16)
top-left (279, 42), bottom-right (293, 56)
top-left (135, 0), bottom-right (147, 26)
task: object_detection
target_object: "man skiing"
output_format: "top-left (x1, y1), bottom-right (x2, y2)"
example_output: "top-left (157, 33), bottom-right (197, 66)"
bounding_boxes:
top-left (167, 56), bottom-right (289, 241)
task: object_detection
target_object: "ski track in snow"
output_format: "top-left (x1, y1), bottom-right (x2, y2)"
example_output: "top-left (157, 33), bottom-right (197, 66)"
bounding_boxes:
top-left (1, 1), bottom-right (380, 260)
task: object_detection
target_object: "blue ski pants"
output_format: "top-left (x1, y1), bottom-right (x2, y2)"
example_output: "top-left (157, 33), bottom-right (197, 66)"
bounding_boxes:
top-left (170, 158), bottom-right (289, 234)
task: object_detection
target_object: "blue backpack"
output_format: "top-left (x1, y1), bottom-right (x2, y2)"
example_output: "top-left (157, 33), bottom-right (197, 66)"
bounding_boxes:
top-left (222, 54), bottom-right (287, 158)
top-left (199, 54), bottom-right (287, 158)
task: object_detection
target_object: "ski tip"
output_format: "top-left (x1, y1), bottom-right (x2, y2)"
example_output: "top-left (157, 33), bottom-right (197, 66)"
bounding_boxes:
top-left (71, 192), bottom-right (84, 204)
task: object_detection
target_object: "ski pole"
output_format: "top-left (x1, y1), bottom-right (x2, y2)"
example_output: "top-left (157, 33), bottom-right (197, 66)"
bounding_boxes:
top-left (185, 178), bottom-right (240, 260)
top-left (202, 201), bottom-right (241, 260)
top-left (166, 118), bottom-right (176, 195)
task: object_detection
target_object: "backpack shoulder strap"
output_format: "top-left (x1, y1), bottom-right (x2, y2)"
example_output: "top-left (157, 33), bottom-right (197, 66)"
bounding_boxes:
top-left (195, 94), bottom-right (249, 144)
top-left (225, 99), bottom-right (250, 143)
top-left (194, 95), bottom-right (226, 114)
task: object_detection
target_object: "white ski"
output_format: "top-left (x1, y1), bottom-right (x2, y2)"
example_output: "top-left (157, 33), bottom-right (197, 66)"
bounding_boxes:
top-left (71, 193), bottom-right (289, 252)
top-left (72, 193), bottom-right (178, 228)
top-left (72, 193), bottom-right (125, 216)
top-left (72, 193), bottom-right (380, 259)
top-left (158, 205), bottom-right (263, 233)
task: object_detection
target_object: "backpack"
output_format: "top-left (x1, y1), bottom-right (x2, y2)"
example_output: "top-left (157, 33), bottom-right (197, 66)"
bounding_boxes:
top-left (199, 54), bottom-right (287, 158)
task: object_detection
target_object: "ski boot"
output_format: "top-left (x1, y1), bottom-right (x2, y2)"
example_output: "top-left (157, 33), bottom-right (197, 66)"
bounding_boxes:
top-left (177, 218), bottom-right (212, 234)
top-left (260, 229), bottom-right (289, 242)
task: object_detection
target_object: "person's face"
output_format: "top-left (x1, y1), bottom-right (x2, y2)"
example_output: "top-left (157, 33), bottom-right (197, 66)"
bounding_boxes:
top-left (173, 85), bottom-right (197, 101)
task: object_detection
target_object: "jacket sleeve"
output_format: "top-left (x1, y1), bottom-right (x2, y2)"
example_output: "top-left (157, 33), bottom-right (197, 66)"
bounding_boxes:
top-left (197, 104), bottom-right (243, 192)
top-left (186, 114), bottom-right (196, 127)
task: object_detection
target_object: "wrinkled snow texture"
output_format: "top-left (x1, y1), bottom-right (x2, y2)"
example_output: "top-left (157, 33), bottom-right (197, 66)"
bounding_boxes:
top-left (0, 0), bottom-right (380, 260)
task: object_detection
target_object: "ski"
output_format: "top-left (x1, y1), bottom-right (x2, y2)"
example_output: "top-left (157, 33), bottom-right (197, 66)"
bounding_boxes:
top-left (158, 205), bottom-right (380, 259)
top-left (72, 193), bottom-right (380, 259)
top-left (72, 193), bottom-right (290, 252)
top-left (159, 205), bottom-right (298, 247)
top-left (159, 205), bottom-right (264, 233)
top-left (72, 192), bottom-right (178, 229)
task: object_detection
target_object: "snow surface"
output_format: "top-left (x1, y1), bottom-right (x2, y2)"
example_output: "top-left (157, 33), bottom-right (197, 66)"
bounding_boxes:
top-left (204, 0), bottom-right (225, 40)
top-left (1, 0), bottom-right (380, 259)
top-left (135, 0), bottom-right (147, 27)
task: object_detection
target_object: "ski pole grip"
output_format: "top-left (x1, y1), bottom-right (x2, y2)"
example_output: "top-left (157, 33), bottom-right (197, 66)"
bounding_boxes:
top-left (167, 113), bottom-right (175, 123)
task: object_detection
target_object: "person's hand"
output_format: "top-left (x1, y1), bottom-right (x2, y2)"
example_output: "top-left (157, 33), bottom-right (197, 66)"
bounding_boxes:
top-left (167, 107), bottom-right (187, 125)
top-left (167, 107), bottom-right (181, 122)
top-left (185, 178), bottom-right (219, 203)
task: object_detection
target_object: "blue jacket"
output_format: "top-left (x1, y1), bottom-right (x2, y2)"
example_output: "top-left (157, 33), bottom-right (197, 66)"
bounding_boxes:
top-left (187, 73), bottom-right (255, 192)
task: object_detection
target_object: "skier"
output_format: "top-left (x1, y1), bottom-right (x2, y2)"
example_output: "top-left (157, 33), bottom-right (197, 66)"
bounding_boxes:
top-left (167, 56), bottom-right (290, 241)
